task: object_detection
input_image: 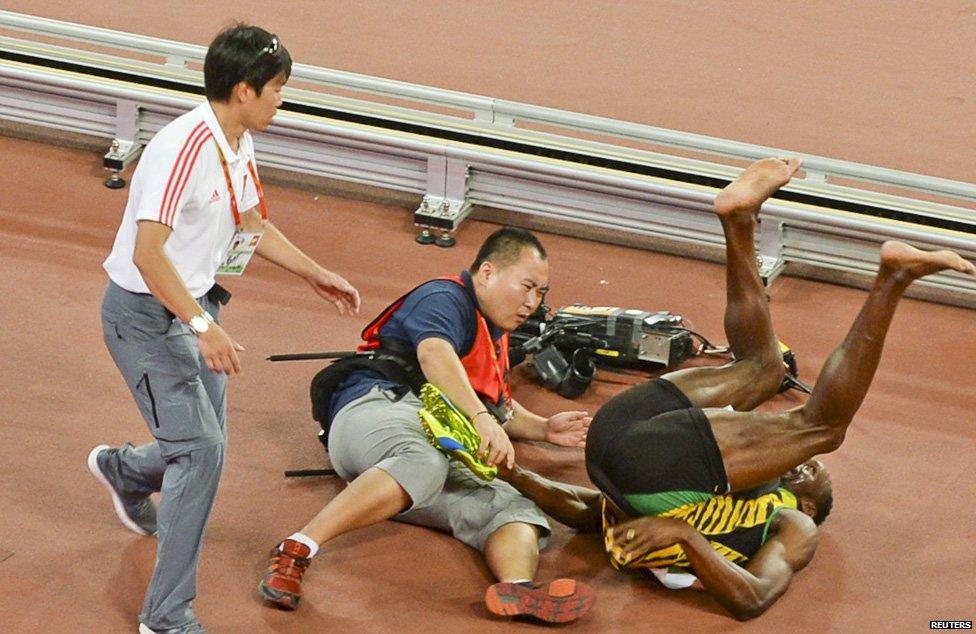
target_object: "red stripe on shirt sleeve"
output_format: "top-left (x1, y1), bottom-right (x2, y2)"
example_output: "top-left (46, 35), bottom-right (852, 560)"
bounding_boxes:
top-left (157, 121), bottom-right (208, 225)
top-left (162, 130), bottom-right (213, 227)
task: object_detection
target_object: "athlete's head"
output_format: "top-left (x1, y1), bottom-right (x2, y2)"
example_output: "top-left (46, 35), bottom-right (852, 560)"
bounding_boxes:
top-left (781, 458), bottom-right (833, 525)
top-left (204, 25), bottom-right (293, 111)
top-left (470, 228), bottom-right (549, 332)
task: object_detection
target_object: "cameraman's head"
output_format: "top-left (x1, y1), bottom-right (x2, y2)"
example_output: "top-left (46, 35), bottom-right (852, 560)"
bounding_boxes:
top-left (470, 228), bottom-right (549, 332)
top-left (204, 25), bottom-right (293, 132)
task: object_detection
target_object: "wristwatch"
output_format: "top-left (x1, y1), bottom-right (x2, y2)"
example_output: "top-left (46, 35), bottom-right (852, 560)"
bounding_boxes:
top-left (187, 311), bottom-right (215, 335)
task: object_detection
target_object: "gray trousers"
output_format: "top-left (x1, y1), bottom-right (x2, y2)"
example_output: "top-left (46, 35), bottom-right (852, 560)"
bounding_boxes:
top-left (101, 281), bottom-right (227, 631)
top-left (329, 386), bottom-right (550, 552)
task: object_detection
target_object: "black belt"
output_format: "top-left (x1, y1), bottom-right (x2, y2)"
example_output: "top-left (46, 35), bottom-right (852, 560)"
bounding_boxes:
top-left (117, 281), bottom-right (231, 306)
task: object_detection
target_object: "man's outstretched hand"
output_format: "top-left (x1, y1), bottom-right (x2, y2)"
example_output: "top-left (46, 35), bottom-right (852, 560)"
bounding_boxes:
top-left (307, 267), bottom-right (361, 316)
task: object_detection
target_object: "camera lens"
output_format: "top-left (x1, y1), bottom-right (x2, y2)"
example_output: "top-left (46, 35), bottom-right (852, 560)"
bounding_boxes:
top-left (556, 349), bottom-right (595, 398)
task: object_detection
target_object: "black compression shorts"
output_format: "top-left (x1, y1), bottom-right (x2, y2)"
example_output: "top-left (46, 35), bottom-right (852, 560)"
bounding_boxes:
top-left (585, 379), bottom-right (729, 515)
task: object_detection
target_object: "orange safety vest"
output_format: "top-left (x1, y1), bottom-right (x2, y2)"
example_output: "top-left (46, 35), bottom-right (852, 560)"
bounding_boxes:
top-left (358, 275), bottom-right (511, 407)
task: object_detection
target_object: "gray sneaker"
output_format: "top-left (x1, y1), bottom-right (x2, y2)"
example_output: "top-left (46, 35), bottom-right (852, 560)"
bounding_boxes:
top-left (139, 622), bottom-right (207, 634)
top-left (87, 445), bottom-right (157, 536)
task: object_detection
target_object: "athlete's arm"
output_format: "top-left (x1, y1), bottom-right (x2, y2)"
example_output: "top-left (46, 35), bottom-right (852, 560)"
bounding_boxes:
top-left (417, 337), bottom-right (515, 468)
top-left (241, 208), bottom-right (360, 315)
top-left (133, 219), bottom-right (243, 375)
top-left (609, 509), bottom-right (818, 620)
top-left (504, 400), bottom-right (590, 448)
top-left (497, 463), bottom-right (602, 531)
top-left (694, 508), bottom-right (818, 620)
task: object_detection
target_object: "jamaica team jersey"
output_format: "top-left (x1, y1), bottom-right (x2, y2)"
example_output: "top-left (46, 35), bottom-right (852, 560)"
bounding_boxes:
top-left (603, 485), bottom-right (798, 570)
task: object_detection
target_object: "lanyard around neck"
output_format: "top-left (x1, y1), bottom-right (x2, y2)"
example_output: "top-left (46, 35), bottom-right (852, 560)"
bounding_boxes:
top-left (215, 139), bottom-right (269, 227)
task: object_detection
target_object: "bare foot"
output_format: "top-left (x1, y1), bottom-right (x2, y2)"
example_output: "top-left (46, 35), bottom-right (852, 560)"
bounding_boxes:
top-left (880, 241), bottom-right (976, 281)
top-left (714, 157), bottom-right (803, 220)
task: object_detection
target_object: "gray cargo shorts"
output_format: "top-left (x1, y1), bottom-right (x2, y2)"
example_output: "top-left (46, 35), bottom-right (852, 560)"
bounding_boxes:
top-left (328, 385), bottom-right (551, 552)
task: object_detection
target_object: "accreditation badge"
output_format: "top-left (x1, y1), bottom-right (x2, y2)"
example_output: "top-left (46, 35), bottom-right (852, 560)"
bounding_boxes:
top-left (217, 231), bottom-right (262, 276)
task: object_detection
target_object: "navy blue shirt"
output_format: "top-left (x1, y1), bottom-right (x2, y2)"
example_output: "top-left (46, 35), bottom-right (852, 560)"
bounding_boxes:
top-left (328, 271), bottom-right (504, 419)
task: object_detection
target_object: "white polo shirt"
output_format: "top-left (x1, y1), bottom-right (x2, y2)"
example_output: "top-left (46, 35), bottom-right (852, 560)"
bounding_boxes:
top-left (103, 101), bottom-right (260, 297)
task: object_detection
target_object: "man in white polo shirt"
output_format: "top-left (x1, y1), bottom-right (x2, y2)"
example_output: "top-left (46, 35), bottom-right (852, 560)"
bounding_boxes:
top-left (89, 25), bottom-right (360, 634)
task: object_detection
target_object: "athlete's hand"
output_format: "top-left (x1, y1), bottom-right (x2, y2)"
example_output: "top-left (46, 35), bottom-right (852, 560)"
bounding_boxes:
top-left (544, 411), bottom-right (591, 448)
top-left (605, 516), bottom-right (691, 563)
top-left (473, 414), bottom-right (515, 469)
top-left (307, 267), bottom-right (361, 316)
top-left (197, 323), bottom-right (246, 376)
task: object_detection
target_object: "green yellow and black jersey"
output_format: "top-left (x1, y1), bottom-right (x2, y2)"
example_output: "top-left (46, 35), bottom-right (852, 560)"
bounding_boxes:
top-left (602, 482), bottom-right (798, 570)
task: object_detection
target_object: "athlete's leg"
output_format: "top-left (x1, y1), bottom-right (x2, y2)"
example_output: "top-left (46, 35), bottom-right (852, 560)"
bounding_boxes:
top-left (664, 158), bottom-right (800, 410)
top-left (708, 241), bottom-right (975, 490)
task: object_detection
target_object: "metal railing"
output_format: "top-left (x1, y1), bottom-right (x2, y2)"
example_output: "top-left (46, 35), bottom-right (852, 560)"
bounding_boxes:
top-left (1, 9), bottom-right (974, 306)
top-left (3, 9), bottom-right (974, 206)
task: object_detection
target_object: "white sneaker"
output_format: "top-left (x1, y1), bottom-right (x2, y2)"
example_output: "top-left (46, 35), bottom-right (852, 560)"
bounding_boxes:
top-left (88, 445), bottom-right (157, 536)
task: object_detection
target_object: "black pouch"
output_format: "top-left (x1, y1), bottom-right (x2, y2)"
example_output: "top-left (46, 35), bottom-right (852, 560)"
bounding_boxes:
top-left (310, 358), bottom-right (363, 451)
top-left (310, 357), bottom-right (360, 438)
top-left (207, 283), bottom-right (232, 306)
top-left (309, 353), bottom-right (424, 450)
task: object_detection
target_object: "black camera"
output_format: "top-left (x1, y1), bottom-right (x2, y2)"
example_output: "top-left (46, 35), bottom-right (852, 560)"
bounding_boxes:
top-left (510, 304), bottom-right (696, 397)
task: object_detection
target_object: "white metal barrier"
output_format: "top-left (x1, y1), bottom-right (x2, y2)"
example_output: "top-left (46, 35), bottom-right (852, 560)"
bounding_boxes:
top-left (1, 10), bottom-right (974, 305)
